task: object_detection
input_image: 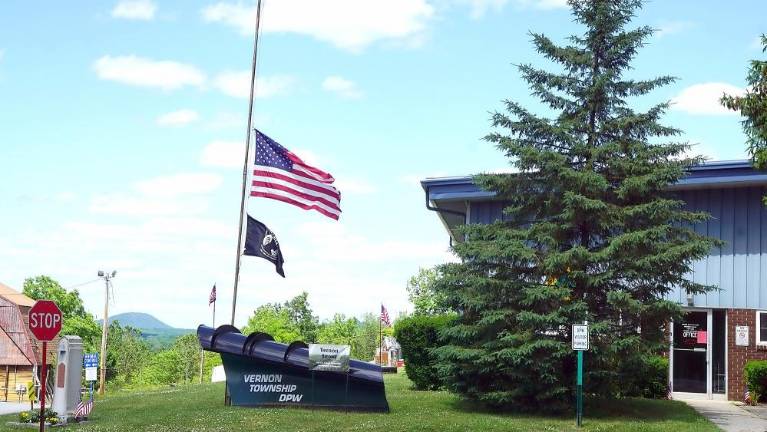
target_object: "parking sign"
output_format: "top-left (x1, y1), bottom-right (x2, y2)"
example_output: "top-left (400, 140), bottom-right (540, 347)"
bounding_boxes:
top-left (572, 324), bottom-right (589, 351)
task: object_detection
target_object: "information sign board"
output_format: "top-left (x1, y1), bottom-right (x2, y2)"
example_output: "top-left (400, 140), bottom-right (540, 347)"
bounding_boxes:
top-left (736, 326), bottom-right (749, 346)
top-left (572, 324), bottom-right (589, 351)
top-left (308, 344), bottom-right (350, 373)
top-left (84, 353), bottom-right (99, 382)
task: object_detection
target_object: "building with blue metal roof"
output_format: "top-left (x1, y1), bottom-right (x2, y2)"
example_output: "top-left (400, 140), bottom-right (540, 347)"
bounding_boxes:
top-left (422, 160), bottom-right (767, 401)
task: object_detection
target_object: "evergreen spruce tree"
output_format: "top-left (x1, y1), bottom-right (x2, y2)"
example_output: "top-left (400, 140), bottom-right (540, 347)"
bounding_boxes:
top-left (721, 35), bottom-right (767, 169)
top-left (433, 0), bottom-right (719, 410)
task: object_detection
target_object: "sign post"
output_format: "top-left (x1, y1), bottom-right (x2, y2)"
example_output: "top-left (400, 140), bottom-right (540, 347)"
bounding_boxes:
top-left (572, 324), bottom-right (589, 428)
top-left (28, 300), bottom-right (63, 432)
top-left (84, 353), bottom-right (99, 401)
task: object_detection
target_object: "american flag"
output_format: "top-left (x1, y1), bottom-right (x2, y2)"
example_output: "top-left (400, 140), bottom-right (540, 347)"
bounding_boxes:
top-left (251, 130), bottom-right (341, 220)
top-left (380, 304), bottom-right (391, 327)
top-left (209, 284), bottom-right (216, 305)
top-left (75, 396), bottom-right (93, 418)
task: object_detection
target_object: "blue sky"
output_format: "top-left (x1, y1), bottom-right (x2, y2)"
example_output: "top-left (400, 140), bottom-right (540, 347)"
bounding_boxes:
top-left (0, 0), bottom-right (764, 328)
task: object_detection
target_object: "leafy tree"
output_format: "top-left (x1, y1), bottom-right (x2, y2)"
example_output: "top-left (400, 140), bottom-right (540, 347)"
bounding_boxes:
top-left (242, 304), bottom-right (301, 343)
top-left (721, 34), bottom-right (767, 171)
top-left (172, 334), bottom-right (202, 384)
top-left (23, 275), bottom-right (101, 350)
top-left (317, 314), bottom-right (358, 346)
top-left (433, 0), bottom-right (717, 410)
top-left (104, 322), bottom-right (150, 384)
top-left (316, 313), bottom-right (391, 360)
top-left (283, 292), bottom-right (319, 342)
top-left (406, 267), bottom-right (449, 315)
top-left (137, 349), bottom-right (181, 387)
top-left (352, 313), bottom-right (382, 361)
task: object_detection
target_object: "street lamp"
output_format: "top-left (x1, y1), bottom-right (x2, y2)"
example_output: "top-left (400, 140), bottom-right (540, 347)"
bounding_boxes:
top-left (97, 270), bottom-right (116, 395)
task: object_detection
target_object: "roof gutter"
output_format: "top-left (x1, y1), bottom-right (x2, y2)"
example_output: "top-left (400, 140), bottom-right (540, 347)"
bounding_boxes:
top-left (424, 186), bottom-right (466, 247)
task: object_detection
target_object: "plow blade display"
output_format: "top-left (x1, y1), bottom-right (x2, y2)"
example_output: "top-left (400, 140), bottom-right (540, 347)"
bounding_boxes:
top-left (197, 325), bottom-right (389, 412)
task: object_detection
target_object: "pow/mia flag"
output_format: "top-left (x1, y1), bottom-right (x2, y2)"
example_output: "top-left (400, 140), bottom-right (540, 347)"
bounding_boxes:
top-left (244, 215), bottom-right (285, 277)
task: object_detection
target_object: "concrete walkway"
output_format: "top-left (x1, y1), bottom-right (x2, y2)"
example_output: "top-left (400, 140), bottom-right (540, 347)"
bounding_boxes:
top-left (685, 399), bottom-right (767, 432)
top-left (0, 401), bottom-right (32, 415)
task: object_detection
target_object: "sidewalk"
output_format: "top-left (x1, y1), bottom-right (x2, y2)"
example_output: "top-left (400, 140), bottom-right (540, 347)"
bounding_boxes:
top-left (0, 402), bottom-right (32, 416)
top-left (684, 399), bottom-right (767, 432)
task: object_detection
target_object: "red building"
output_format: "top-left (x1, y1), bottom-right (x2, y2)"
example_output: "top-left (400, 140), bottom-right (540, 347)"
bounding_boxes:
top-left (0, 282), bottom-right (57, 401)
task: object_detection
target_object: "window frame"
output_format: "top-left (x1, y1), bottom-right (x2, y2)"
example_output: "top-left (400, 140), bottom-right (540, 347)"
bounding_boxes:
top-left (756, 311), bottom-right (767, 346)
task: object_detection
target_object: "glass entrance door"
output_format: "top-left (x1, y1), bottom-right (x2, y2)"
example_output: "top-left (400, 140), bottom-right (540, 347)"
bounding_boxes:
top-left (672, 311), bottom-right (709, 394)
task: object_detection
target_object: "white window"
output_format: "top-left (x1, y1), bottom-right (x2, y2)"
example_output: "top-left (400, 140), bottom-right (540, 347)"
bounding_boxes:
top-left (756, 311), bottom-right (767, 345)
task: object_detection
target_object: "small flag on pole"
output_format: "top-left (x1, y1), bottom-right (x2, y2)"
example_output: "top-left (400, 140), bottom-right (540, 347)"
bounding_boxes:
top-left (209, 284), bottom-right (216, 305)
top-left (244, 215), bottom-right (285, 277)
top-left (380, 304), bottom-right (391, 327)
top-left (251, 130), bottom-right (341, 220)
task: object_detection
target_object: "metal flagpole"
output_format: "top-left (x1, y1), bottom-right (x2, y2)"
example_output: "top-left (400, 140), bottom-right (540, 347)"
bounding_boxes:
top-left (230, 0), bottom-right (263, 326)
top-left (200, 292), bottom-right (217, 384)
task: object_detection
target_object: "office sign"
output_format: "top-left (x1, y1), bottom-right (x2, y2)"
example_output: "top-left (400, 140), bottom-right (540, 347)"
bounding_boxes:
top-left (572, 324), bottom-right (589, 351)
top-left (308, 344), bottom-right (350, 373)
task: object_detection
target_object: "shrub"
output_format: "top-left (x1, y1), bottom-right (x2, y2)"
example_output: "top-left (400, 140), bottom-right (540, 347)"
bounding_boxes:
top-left (620, 355), bottom-right (669, 399)
top-left (745, 360), bottom-right (767, 403)
top-left (394, 313), bottom-right (455, 390)
top-left (18, 411), bottom-right (30, 423)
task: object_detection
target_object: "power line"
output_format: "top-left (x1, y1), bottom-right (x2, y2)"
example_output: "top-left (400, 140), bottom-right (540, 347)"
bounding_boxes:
top-left (65, 278), bottom-right (100, 290)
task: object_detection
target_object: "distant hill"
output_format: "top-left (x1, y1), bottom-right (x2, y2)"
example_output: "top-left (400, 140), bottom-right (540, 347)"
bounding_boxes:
top-left (109, 312), bottom-right (172, 329)
top-left (104, 312), bottom-right (194, 350)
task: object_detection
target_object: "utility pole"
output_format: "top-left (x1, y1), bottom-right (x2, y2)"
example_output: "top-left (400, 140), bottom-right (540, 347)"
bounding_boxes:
top-left (97, 270), bottom-right (116, 395)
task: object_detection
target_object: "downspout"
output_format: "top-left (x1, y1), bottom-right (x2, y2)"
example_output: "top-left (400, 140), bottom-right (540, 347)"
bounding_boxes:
top-left (424, 186), bottom-right (467, 248)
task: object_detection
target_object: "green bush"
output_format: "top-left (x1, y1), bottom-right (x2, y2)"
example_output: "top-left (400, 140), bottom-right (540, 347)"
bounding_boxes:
top-left (394, 314), bottom-right (455, 390)
top-left (745, 360), bottom-right (767, 402)
top-left (621, 355), bottom-right (669, 399)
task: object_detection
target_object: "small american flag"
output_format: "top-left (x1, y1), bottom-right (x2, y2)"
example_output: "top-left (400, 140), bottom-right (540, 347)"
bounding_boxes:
top-left (380, 304), bottom-right (391, 327)
top-left (75, 397), bottom-right (93, 418)
top-left (209, 284), bottom-right (216, 305)
top-left (251, 130), bottom-right (341, 220)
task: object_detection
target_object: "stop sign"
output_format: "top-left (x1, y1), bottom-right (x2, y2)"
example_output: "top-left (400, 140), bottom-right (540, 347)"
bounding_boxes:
top-left (28, 300), bottom-right (62, 341)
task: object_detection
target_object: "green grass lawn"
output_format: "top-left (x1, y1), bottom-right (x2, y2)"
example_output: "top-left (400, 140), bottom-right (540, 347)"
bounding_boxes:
top-left (1, 372), bottom-right (715, 432)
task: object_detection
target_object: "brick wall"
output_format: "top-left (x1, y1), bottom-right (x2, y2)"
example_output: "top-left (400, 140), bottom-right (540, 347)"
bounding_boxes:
top-left (727, 309), bottom-right (767, 401)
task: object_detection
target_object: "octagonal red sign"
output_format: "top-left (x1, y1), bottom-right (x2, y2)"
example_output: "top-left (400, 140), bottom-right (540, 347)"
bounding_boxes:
top-left (28, 300), bottom-right (62, 341)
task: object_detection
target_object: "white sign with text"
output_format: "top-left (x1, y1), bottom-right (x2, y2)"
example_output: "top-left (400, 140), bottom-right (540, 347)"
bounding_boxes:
top-left (736, 326), bottom-right (749, 346)
top-left (572, 324), bottom-right (589, 351)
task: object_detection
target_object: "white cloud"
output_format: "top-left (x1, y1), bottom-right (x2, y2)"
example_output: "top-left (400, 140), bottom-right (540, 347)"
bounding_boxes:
top-left (93, 55), bottom-right (206, 90)
top-left (213, 71), bottom-right (295, 99)
top-left (293, 222), bottom-right (448, 263)
top-left (201, 0), bottom-right (434, 52)
top-left (200, 140), bottom-right (242, 168)
top-left (156, 109), bottom-right (200, 126)
top-left (401, 172), bottom-right (450, 186)
top-left (322, 76), bottom-right (363, 99)
top-left (134, 173), bottom-right (223, 198)
top-left (334, 177), bottom-right (375, 194)
top-left (682, 140), bottom-right (748, 162)
top-left (89, 194), bottom-right (208, 216)
top-left (204, 112), bottom-right (243, 130)
top-left (655, 20), bottom-right (696, 38)
top-left (55, 192), bottom-right (77, 203)
top-left (112, 0), bottom-right (157, 20)
top-left (511, 0), bottom-right (568, 10)
top-left (671, 82), bottom-right (745, 115)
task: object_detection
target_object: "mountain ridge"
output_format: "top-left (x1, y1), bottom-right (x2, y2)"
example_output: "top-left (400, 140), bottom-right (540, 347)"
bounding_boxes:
top-left (107, 312), bottom-right (174, 329)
